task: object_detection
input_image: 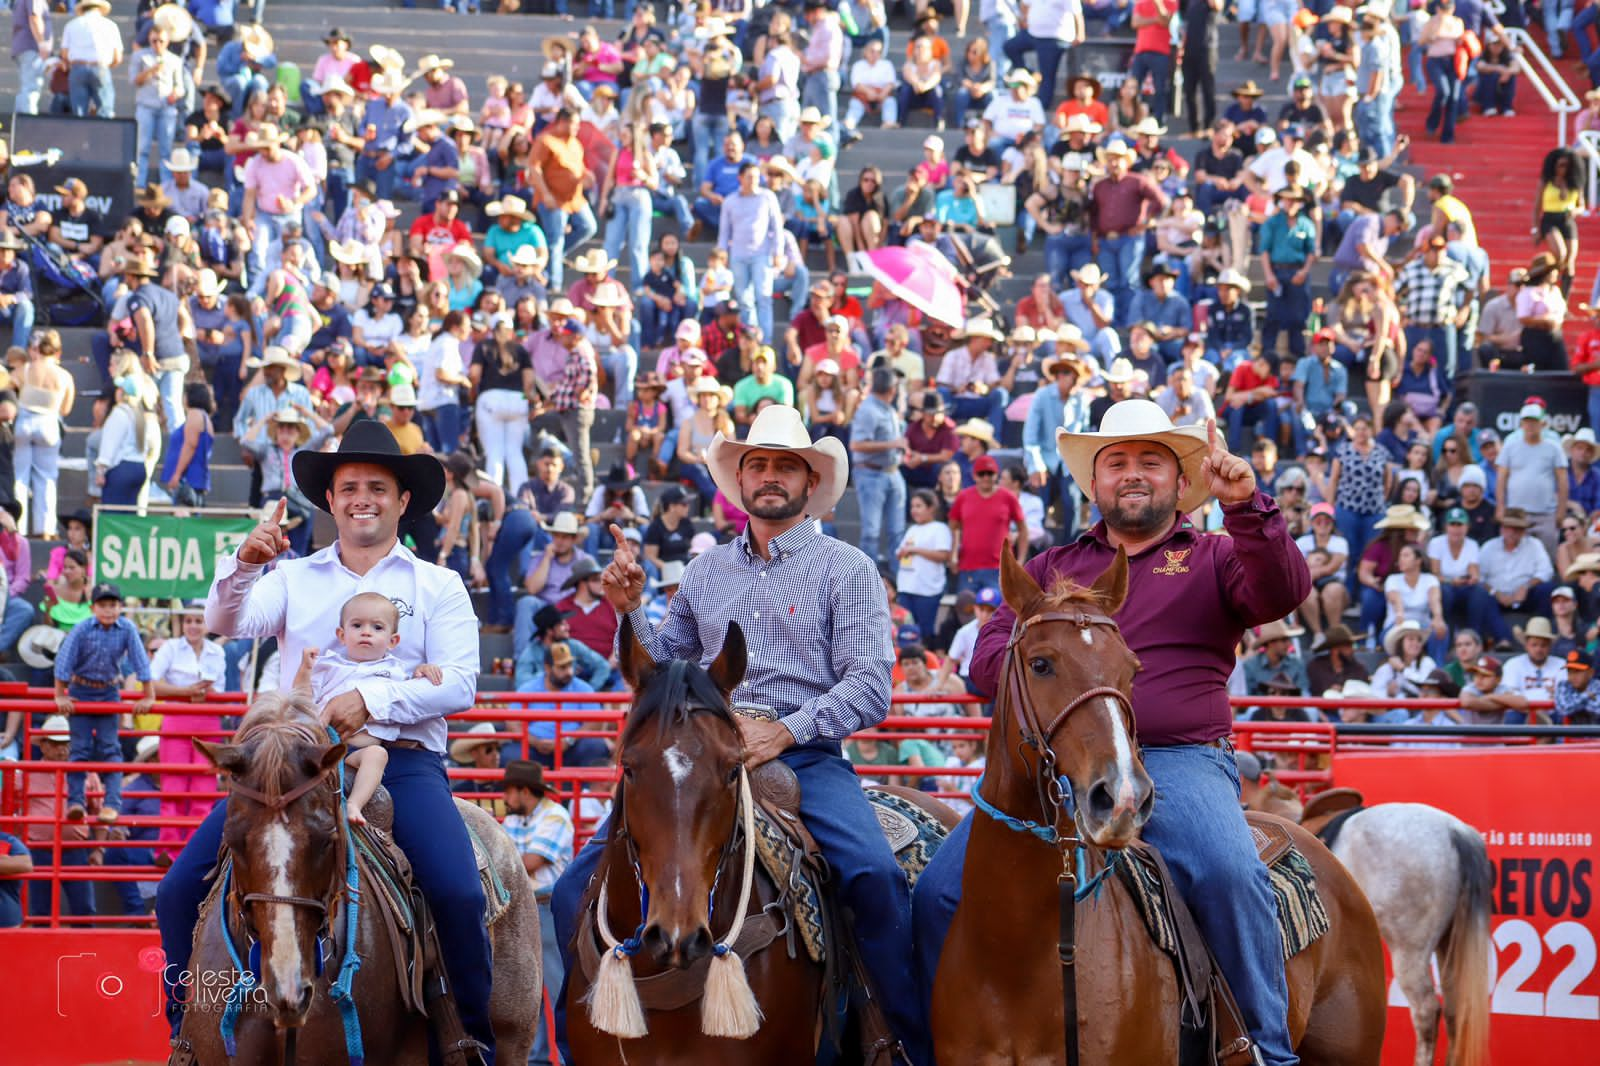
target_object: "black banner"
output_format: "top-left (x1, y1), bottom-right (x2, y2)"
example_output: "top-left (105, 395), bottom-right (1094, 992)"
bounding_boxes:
top-left (1456, 371), bottom-right (1589, 436)
top-left (9, 114), bottom-right (138, 230)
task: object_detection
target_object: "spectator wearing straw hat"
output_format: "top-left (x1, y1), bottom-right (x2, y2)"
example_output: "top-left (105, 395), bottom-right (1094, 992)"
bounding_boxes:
top-left (1243, 619), bottom-right (1311, 696)
top-left (355, 68), bottom-right (413, 200)
top-left (60, 0), bottom-right (122, 117)
top-left (1089, 140), bottom-right (1167, 322)
top-left (937, 317), bottom-right (1009, 430)
top-left (1478, 507), bottom-right (1557, 645)
top-left (215, 23), bottom-right (274, 120)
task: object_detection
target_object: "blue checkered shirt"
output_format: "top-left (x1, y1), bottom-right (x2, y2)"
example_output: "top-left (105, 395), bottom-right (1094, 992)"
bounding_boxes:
top-left (623, 520), bottom-right (894, 745)
top-left (503, 797), bottom-right (575, 897)
top-left (54, 616), bottom-right (152, 686)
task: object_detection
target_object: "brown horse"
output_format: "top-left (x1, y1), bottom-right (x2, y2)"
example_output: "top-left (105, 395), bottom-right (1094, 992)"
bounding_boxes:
top-left (933, 547), bottom-right (1388, 1065)
top-left (566, 618), bottom-right (830, 1065)
top-left (180, 691), bottom-right (542, 1065)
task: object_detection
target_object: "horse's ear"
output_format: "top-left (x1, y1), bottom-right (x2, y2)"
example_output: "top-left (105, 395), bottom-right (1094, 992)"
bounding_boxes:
top-left (306, 742), bottom-right (348, 779)
top-left (707, 621), bottom-right (748, 698)
top-left (618, 613), bottom-right (658, 693)
top-left (194, 740), bottom-right (247, 776)
top-left (1090, 547), bottom-right (1130, 614)
top-left (1000, 542), bottom-right (1043, 617)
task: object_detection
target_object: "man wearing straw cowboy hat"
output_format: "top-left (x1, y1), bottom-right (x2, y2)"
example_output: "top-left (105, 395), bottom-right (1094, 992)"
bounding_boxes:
top-left (915, 399), bottom-right (1312, 1066)
top-left (60, 0), bottom-right (122, 117)
top-left (551, 403), bottom-right (930, 1064)
top-left (158, 421), bottom-right (495, 1062)
top-left (355, 67), bottom-right (414, 200)
top-left (241, 124), bottom-right (317, 295)
top-left (1089, 139), bottom-right (1168, 323)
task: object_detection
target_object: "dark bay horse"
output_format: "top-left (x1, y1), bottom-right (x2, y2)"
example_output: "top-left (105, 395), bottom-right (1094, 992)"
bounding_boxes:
top-left (932, 547), bottom-right (1388, 1064)
top-left (566, 618), bottom-right (830, 1065)
top-left (181, 691), bottom-right (541, 1065)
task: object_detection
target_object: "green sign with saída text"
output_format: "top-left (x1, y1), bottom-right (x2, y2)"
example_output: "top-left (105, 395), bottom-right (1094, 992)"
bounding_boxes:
top-left (93, 509), bottom-right (258, 600)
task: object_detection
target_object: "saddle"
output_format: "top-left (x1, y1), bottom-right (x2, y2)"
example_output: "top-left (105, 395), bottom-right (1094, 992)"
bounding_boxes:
top-left (1116, 813), bottom-right (1333, 1066)
top-left (1298, 787), bottom-right (1366, 844)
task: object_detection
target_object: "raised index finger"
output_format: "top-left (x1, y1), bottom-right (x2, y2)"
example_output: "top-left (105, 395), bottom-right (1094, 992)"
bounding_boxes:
top-left (609, 523), bottom-right (631, 558)
top-left (271, 497), bottom-right (288, 527)
top-left (1206, 417), bottom-right (1220, 454)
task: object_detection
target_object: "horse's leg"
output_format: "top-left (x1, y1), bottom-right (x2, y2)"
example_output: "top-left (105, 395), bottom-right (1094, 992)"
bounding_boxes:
top-left (1391, 945), bottom-right (1442, 1066)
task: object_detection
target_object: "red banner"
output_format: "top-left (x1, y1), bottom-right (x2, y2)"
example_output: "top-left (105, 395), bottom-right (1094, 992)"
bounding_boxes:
top-left (1334, 745), bottom-right (1600, 1065)
top-left (0, 928), bottom-right (169, 1064)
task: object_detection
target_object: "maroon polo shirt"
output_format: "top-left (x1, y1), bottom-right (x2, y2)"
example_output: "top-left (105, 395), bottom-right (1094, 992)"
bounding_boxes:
top-left (555, 594), bottom-right (619, 659)
top-left (969, 490), bottom-right (1310, 747)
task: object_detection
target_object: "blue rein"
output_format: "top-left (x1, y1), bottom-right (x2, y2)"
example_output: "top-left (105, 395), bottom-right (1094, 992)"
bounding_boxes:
top-left (218, 727), bottom-right (365, 1066)
top-left (972, 772), bottom-right (1122, 902)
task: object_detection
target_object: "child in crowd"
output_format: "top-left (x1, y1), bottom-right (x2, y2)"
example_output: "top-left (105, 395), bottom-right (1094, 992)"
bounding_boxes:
top-left (481, 74), bottom-right (513, 150)
top-left (295, 591), bottom-right (444, 825)
top-left (626, 373), bottom-right (669, 475)
top-left (699, 248), bottom-right (733, 320)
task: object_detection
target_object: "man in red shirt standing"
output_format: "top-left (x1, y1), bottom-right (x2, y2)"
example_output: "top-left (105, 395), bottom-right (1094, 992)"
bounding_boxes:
top-left (1129, 0), bottom-right (1177, 121)
top-left (1223, 347), bottom-right (1282, 451)
top-left (914, 399), bottom-right (1310, 1066)
top-left (948, 453), bottom-right (1029, 593)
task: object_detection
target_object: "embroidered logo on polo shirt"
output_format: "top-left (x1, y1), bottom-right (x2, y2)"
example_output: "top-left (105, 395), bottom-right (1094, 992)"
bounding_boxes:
top-left (390, 597), bottom-right (415, 619)
top-left (1151, 549), bottom-right (1191, 576)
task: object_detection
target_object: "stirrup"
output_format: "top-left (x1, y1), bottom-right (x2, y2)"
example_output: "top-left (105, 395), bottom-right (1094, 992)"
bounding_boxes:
top-left (441, 1036), bottom-right (490, 1066)
top-left (166, 1037), bottom-right (198, 1066)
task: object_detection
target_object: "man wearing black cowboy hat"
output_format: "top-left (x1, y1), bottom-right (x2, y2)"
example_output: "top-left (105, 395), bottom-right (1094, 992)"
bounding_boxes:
top-left (904, 389), bottom-right (957, 490)
top-left (157, 422), bottom-right (496, 1061)
top-left (513, 602), bottom-right (611, 693)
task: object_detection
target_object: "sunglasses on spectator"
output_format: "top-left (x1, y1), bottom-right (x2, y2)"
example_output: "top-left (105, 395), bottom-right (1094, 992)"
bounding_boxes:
top-left (975, 471), bottom-right (997, 478)
top-left (1564, 524), bottom-right (1581, 533)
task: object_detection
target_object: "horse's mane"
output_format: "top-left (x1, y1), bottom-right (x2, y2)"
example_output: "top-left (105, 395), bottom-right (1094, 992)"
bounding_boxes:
top-left (621, 658), bottom-right (737, 746)
top-left (1039, 576), bottom-right (1109, 613)
top-left (230, 688), bottom-right (326, 803)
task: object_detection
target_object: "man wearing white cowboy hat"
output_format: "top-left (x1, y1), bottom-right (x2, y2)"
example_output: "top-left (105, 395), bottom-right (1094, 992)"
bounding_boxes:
top-left (481, 195), bottom-right (544, 282)
top-left (159, 422), bottom-right (495, 1060)
top-left (1022, 343), bottom-right (1096, 539)
top-left (355, 66), bottom-right (414, 199)
top-left (60, 0), bottom-right (122, 117)
top-left (1062, 261), bottom-right (1122, 364)
top-left (1089, 138), bottom-right (1167, 323)
top-left (215, 23), bottom-right (276, 120)
top-left (916, 401), bottom-right (1312, 1066)
top-left (160, 147), bottom-right (210, 222)
top-left (552, 403), bottom-right (929, 1064)
top-left (936, 317), bottom-right (1010, 430)
top-left (981, 68), bottom-right (1046, 152)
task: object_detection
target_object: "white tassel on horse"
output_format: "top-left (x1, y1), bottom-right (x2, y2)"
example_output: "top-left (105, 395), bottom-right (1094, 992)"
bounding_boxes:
top-left (586, 882), bottom-right (648, 1039)
top-left (700, 765), bottom-right (764, 1039)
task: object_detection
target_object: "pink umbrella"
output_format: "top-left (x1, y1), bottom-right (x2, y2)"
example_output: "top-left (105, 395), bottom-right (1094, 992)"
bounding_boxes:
top-left (862, 245), bottom-right (965, 328)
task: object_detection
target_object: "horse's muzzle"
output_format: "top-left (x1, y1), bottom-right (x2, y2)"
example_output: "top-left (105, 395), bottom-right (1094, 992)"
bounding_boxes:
top-left (641, 923), bottom-right (714, 969)
top-left (270, 983), bottom-right (314, 1029)
top-left (1082, 770), bottom-right (1155, 849)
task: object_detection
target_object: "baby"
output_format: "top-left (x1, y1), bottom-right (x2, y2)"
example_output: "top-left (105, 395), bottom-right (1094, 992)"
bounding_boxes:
top-left (295, 591), bottom-right (443, 825)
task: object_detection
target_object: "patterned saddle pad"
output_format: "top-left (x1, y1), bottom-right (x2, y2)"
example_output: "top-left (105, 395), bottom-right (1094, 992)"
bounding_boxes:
top-left (1119, 823), bottom-right (1331, 963)
top-left (355, 786), bottom-right (512, 928)
top-left (749, 786), bottom-right (952, 965)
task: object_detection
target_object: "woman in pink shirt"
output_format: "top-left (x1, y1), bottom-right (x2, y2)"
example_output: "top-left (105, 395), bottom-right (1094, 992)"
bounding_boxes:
top-left (575, 25), bottom-right (624, 98)
top-left (305, 27), bottom-right (357, 117)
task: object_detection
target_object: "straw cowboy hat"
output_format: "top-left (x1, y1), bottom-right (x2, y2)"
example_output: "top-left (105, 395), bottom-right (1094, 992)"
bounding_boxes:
top-left (1056, 399), bottom-right (1212, 513)
top-left (370, 70), bottom-right (407, 97)
top-left (196, 268), bottom-right (222, 298)
top-left (19, 625), bottom-right (64, 670)
top-left (797, 106), bottom-right (832, 128)
top-left (329, 239), bottom-right (370, 266)
top-left (404, 110), bottom-right (450, 134)
top-left (1234, 80), bottom-right (1266, 97)
top-left (1050, 322), bottom-right (1090, 352)
top-left (1524, 616), bottom-right (1556, 642)
top-left (1382, 619), bottom-right (1426, 656)
top-left (572, 249), bottom-right (617, 275)
top-left (694, 17), bottom-right (734, 38)
top-left (1040, 349), bottom-right (1092, 380)
top-left (75, 0), bottom-right (111, 13)
top-left (1061, 113), bottom-right (1103, 136)
top-left (450, 722), bottom-right (500, 764)
top-left (705, 405), bottom-right (849, 517)
top-left (586, 281), bottom-right (627, 308)
top-left (541, 36), bottom-right (574, 60)
top-left (956, 317), bottom-right (1005, 342)
top-left (318, 75), bottom-right (355, 98)
top-left (293, 420), bottom-right (446, 523)
top-left (1216, 269), bottom-right (1252, 294)
top-left (268, 407), bottom-right (313, 446)
top-left (485, 194), bottom-right (533, 221)
top-left (369, 43), bottom-right (405, 71)
top-left (545, 296), bottom-right (587, 325)
top-left (237, 24), bottom-right (274, 59)
top-left (166, 147), bottom-right (199, 172)
top-left (1565, 552), bottom-right (1600, 580)
top-left (508, 245), bottom-right (543, 268)
top-left (954, 418), bottom-right (998, 449)
top-left (151, 3), bottom-right (195, 40)
top-left (246, 346), bottom-right (304, 381)
top-left (1072, 263), bottom-right (1108, 286)
top-left (689, 376), bottom-right (724, 399)
top-left (446, 242), bottom-right (483, 278)
top-left (1372, 504), bottom-right (1430, 531)
top-left (1127, 117), bottom-right (1168, 138)
top-left (541, 511), bottom-right (583, 536)
top-left (417, 54), bottom-right (455, 75)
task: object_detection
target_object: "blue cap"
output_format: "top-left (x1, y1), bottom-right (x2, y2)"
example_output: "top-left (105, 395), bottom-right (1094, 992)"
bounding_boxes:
top-left (975, 587), bottom-right (1001, 608)
top-left (895, 624), bottom-right (922, 647)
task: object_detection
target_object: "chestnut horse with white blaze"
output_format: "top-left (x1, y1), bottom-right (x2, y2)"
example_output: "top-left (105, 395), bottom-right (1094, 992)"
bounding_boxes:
top-left (932, 547), bottom-right (1388, 1064)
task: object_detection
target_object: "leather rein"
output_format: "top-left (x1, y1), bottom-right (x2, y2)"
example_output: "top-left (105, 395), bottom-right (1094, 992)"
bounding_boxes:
top-left (997, 608), bottom-right (1138, 1066)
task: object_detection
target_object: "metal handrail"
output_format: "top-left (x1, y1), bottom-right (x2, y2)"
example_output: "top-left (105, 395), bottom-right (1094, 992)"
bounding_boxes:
top-left (1579, 129), bottom-right (1600, 214)
top-left (1502, 26), bottom-right (1583, 145)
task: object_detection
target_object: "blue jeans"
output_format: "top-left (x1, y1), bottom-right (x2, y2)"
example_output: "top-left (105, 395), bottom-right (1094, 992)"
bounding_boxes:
top-left (802, 69), bottom-right (841, 130)
top-left (941, 386), bottom-right (1008, 431)
top-left (599, 343), bottom-right (638, 407)
top-left (14, 49), bottom-right (47, 115)
top-left (248, 211), bottom-right (300, 296)
top-left (730, 253), bottom-right (774, 341)
top-left (855, 468), bottom-right (907, 570)
top-left (487, 507), bottom-right (538, 628)
top-left (135, 103), bottom-right (178, 188)
top-left (956, 568), bottom-right (999, 594)
top-left (691, 113), bottom-right (730, 187)
top-left (69, 64), bottom-right (115, 117)
top-left (984, 14), bottom-right (1019, 71)
top-left (759, 97), bottom-right (800, 144)
top-left (947, 86), bottom-right (992, 126)
top-left (603, 186), bottom-right (653, 288)
top-left (1354, 89), bottom-right (1397, 158)
top-left (1334, 506), bottom-right (1380, 587)
top-left (553, 742), bottom-right (926, 1065)
top-left (1426, 56), bottom-right (1461, 143)
top-left (1227, 399), bottom-right (1280, 451)
top-left (1475, 72), bottom-right (1517, 113)
top-left (896, 84), bottom-right (944, 124)
top-left (912, 743), bottom-right (1297, 1066)
top-left (1129, 50), bottom-right (1173, 121)
top-left (101, 459), bottom-right (148, 506)
top-left (155, 748), bottom-right (494, 1051)
top-left (1045, 232), bottom-right (1094, 290)
top-left (419, 403), bottom-right (463, 454)
top-left (1004, 31), bottom-right (1067, 107)
top-left (1545, 0), bottom-right (1574, 57)
top-left (649, 189), bottom-right (693, 234)
top-left (355, 151), bottom-right (401, 200)
top-left (899, 591), bottom-right (943, 644)
top-left (66, 685), bottom-right (123, 813)
top-left (220, 70), bottom-right (270, 118)
top-left (639, 296), bottom-right (692, 349)
top-left (1263, 266), bottom-right (1310, 359)
top-left (1359, 585), bottom-right (1387, 645)
top-left (537, 203), bottom-right (598, 291)
top-left (0, 296), bottom-right (35, 352)
top-left (530, 897), bottom-right (563, 1065)
top-left (1097, 234), bottom-right (1143, 324)
top-left (29, 843), bottom-right (94, 918)
top-left (0, 596), bottom-right (35, 655)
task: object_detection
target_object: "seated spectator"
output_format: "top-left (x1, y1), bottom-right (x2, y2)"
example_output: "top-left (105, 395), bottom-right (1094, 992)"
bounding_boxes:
top-left (1296, 502), bottom-right (1349, 640)
top-left (1224, 348), bottom-right (1281, 452)
top-left (515, 603), bottom-right (611, 694)
top-left (1240, 672), bottom-right (1316, 722)
top-left (1504, 616), bottom-right (1562, 704)
top-left (897, 37), bottom-right (946, 127)
top-left (1401, 668), bottom-right (1466, 741)
top-left (1548, 584), bottom-right (1590, 657)
top-left (982, 68), bottom-right (1046, 152)
top-left (553, 557), bottom-right (618, 660)
top-left (936, 317), bottom-right (1008, 428)
top-left (905, 391), bottom-right (957, 490)
top-left (512, 511), bottom-right (593, 654)
top-left (1554, 649), bottom-right (1600, 724)
top-left (1335, 678), bottom-right (1409, 724)
top-left (1355, 504), bottom-right (1430, 645)
top-left (1371, 619), bottom-right (1438, 701)
top-left (516, 640), bottom-right (611, 768)
top-left (1126, 263), bottom-right (1191, 363)
top-left (1306, 623), bottom-right (1370, 693)
top-left (1383, 543), bottom-right (1448, 660)
top-left (1476, 269), bottom-right (1526, 369)
top-left (1242, 619), bottom-right (1311, 695)
top-left (450, 723), bottom-right (506, 816)
top-left (1459, 653), bottom-right (1536, 724)
top-left (1478, 507), bottom-right (1557, 646)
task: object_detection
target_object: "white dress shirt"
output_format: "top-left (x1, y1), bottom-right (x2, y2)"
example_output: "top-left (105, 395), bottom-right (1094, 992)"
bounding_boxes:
top-left (150, 637), bottom-right (227, 688)
top-left (206, 539), bottom-right (478, 753)
top-left (310, 649), bottom-right (411, 742)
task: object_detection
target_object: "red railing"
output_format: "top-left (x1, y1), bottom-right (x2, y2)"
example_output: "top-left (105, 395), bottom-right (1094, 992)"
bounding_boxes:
top-left (0, 685), bottom-right (1568, 927)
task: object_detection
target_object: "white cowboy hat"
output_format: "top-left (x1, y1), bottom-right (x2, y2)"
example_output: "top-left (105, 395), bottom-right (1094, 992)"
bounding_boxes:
top-left (485, 194), bottom-right (533, 220)
top-left (1056, 399), bottom-right (1212, 514)
top-left (135, 735), bottom-right (161, 761)
top-left (694, 17), bottom-right (734, 38)
top-left (237, 23), bottom-right (274, 59)
top-left (449, 722), bottom-right (500, 763)
top-left (328, 238), bottom-right (370, 266)
top-left (1048, 322), bottom-right (1090, 353)
top-left (541, 512), bottom-right (583, 536)
top-left (797, 106), bottom-right (832, 127)
top-left (370, 70), bottom-right (407, 97)
top-left (1062, 113), bottom-right (1103, 135)
top-left (1216, 269), bottom-right (1252, 294)
top-left (245, 345), bottom-right (304, 382)
top-left (572, 249), bottom-right (617, 275)
top-left (166, 147), bottom-right (199, 172)
top-left (705, 405), bottom-right (848, 518)
top-left (75, 0), bottom-right (111, 13)
top-left (954, 418), bottom-right (998, 449)
top-left (152, 3), bottom-right (195, 39)
top-left (956, 317), bottom-right (1005, 342)
top-left (1100, 357), bottom-right (1135, 384)
top-left (1382, 619), bottom-right (1426, 657)
top-left (369, 44), bottom-right (405, 71)
top-left (416, 53), bottom-right (455, 74)
top-left (19, 625), bottom-right (65, 670)
top-left (37, 713), bottom-right (71, 742)
top-left (508, 244), bottom-right (543, 268)
top-left (586, 281), bottom-right (627, 309)
top-left (1127, 117), bottom-right (1168, 137)
top-left (403, 110), bottom-right (449, 134)
top-left (1565, 552), bottom-right (1600, 580)
top-left (1372, 504), bottom-right (1430, 531)
top-left (196, 267), bottom-right (222, 298)
top-left (446, 242), bottom-right (483, 278)
top-left (546, 296), bottom-right (587, 325)
top-left (1071, 263), bottom-right (1108, 286)
top-left (317, 75), bottom-right (356, 98)
top-left (1524, 616), bottom-right (1556, 641)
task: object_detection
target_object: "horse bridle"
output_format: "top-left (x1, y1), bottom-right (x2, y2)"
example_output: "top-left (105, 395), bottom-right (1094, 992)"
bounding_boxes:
top-left (999, 607), bottom-right (1139, 1066)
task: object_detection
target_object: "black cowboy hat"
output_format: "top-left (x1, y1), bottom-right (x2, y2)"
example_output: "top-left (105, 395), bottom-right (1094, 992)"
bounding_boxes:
top-left (292, 420), bottom-right (446, 523)
top-left (602, 462), bottom-right (634, 490)
top-left (503, 759), bottom-right (547, 796)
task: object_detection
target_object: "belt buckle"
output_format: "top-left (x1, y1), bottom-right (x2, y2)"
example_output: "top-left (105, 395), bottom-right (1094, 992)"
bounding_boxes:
top-left (732, 703), bottom-right (779, 723)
